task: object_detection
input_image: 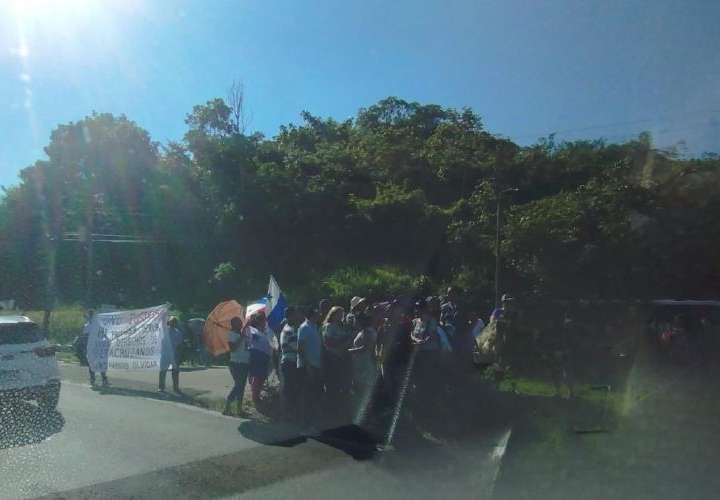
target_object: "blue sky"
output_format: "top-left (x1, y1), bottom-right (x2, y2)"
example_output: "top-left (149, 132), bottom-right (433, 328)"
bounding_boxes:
top-left (1, 0), bottom-right (719, 188)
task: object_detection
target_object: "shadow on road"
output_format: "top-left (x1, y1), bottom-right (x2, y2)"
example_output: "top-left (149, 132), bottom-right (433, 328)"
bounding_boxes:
top-left (178, 366), bottom-right (211, 372)
top-left (93, 385), bottom-right (211, 403)
top-left (313, 424), bottom-right (381, 460)
top-left (0, 403), bottom-right (65, 449)
top-left (238, 420), bottom-right (307, 447)
top-left (237, 420), bottom-right (382, 460)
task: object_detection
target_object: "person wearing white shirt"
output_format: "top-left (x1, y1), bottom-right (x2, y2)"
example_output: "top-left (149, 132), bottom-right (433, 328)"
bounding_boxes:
top-left (279, 306), bottom-right (303, 419)
top-left (83, 309), bottom-right (109, 387)
top-left (224, 316), bottom-right (249, 416)
top-left (247, 311), bottom-right (275, 407)
top-left (470, 313), bottom-right (486, 340)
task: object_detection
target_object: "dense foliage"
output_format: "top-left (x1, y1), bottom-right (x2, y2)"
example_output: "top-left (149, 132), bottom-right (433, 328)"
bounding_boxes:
top-left (1, 97), bottom-right (718, 313)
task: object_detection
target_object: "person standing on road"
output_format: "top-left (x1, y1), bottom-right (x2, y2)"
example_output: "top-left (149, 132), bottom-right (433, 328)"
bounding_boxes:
top-left (159, 316), bottom-right (184, 394)
top-left (323, 306), bottom-right (353, 420)
top-left (441, 287), bottom-right (460, 329)
top-left (247, 311), bottom-right (275, 407)
top-left (349, 312), bottom-right (378, 425)
top-left (410, 298), bottom-right (443, 407)
top-left (318, 299), bottom-right (331, 326)
top-left (345, 296), bottom-right (368, 337)
top-left (224, 316), bottom-right (250, 416)
top-left (490, 293), bottom-right (513, 323)
top-left (488, 294), bottom-right (515, 362)
top-left (469, 311), bottom-right (486, 340)
top-left (380, 299), bottom-right (413, 400)
top-left (83, 309), bottom-right (109, 387)
top-left (297, 307), bottom-right (323, 430)
top-left (280, 306), bottom-right (303, 420)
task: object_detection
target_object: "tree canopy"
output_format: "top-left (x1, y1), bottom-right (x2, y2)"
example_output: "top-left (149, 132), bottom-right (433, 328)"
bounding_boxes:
top-left (2, 97), bottom-right (718, 312)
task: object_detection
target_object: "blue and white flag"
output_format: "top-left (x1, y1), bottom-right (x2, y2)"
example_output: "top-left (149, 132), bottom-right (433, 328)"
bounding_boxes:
top-left (267, 275), bottom-right (288, 332)
top-left (245, 276), bottom-right (287, 332)
top-left (245, 299), bottom-right (269, 321)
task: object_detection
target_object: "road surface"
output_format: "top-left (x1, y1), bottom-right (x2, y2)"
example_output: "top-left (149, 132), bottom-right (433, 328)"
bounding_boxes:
top-left (0, 382), bottom-right (510, 499)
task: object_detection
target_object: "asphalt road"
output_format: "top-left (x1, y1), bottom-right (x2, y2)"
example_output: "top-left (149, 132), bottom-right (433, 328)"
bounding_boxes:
top-left (0, 382), bottom-right (510, 500)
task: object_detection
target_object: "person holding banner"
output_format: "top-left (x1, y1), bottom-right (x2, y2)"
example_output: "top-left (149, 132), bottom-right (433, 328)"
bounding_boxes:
top-left (224, 316), bottom-right (250, 416)
top-left (159, 316), bottom-right (184, 393)
top-left (84, 309), bottom-right (109, 387)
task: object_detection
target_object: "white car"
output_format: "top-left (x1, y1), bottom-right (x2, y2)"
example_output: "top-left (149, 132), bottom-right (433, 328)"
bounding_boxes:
top-left (0, 316), bottom-right (61, 412)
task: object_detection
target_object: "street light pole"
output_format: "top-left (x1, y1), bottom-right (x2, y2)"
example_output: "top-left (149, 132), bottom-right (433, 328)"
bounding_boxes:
top-left (495, 191), bottom-right (502, 309)
top-left (494, 187), bottom-right (518, 309)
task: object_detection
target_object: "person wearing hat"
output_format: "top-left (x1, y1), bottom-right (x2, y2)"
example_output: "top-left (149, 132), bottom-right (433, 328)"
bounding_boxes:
top-left (490, 294), bottom-right (515, 366)
top-left (490, 294), bottom-right (514, 323)
top-left (159, 316), bottom-right (184, 393)
top-left (440, 287), bottom-right (460, 329)
top-left (348, 311), bottom-right (379, 426)
top-left (345, 296), bottom-right (368, 336)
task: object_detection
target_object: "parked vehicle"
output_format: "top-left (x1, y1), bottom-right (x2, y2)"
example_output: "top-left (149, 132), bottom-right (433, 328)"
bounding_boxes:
top-left (0, 316), bottom-right (61, 412)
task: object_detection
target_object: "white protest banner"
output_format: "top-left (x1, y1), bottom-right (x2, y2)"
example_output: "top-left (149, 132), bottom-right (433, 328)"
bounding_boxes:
top-left (87, 304), bottom-right (169, 372)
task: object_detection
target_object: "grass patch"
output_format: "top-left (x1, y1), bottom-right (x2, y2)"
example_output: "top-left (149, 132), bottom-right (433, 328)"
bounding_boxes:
top-left (498, 376), bottom-right (560, 398)
top-left (498, 374), bottom-right (621, 407)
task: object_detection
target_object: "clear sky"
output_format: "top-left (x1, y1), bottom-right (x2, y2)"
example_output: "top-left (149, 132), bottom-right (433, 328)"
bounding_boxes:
top-left (1, 0), bottom-right (718, 188)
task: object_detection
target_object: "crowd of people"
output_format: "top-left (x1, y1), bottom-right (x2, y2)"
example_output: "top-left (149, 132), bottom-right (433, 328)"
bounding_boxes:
top-left (221, 287), bottom-right (492, 433)
top-left (73, 287), bottom-right (497, 433)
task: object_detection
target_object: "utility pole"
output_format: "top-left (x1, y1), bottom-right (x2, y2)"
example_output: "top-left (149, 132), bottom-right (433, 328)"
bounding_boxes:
top-left (41, 231), bottom-right (57, 334)
top-left (84, 199), bottom-right (95, 309)
top-left (63, 206), bottom-right (163, 309)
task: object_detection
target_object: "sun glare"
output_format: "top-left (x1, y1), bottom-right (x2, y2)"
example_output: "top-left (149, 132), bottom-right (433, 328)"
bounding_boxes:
top-left (10, 0), bottom-right (96, 20)
top-left (2, 0), bottom-right (150, 64)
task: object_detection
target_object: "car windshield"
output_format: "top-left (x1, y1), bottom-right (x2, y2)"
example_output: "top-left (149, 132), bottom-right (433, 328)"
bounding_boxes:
top-left (1, 1), bottom-right (719, 499)
top-left (0, 323), bottom-right (45, 345)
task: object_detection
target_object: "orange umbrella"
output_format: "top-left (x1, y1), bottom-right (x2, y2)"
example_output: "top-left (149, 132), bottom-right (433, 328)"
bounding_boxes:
top-left (202, 300), bottom-right (245, 356)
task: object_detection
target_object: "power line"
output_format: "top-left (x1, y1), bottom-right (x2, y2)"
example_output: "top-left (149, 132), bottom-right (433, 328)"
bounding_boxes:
top-left (62, 233), bottom-right (164, 244)
top-left (588, 121), bottom-right (720, 143)
top-left (76, 239), bottom-right (164, 244)
top-left (505, 109), bottom-right (720, 142)
top-left (64, 233), bottom-right (140, 239)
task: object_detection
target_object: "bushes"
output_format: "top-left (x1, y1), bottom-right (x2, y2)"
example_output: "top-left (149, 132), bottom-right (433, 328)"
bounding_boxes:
top-left (321, 265), bottom-right (425, 303)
